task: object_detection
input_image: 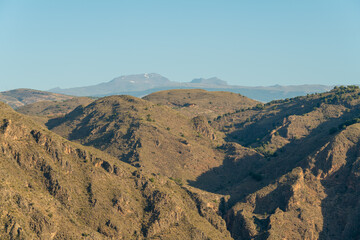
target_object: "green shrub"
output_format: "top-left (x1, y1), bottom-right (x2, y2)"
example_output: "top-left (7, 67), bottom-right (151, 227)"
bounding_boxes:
top-left (254, 104), bottom-right (265, 110)
top-left (146, 114), bottom-right (152, 121)
top-left (170, 177), bottom-right (183, 185)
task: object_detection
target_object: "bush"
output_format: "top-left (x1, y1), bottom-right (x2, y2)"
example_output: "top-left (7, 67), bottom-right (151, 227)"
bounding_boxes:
top-left (146, 114), bottom-right (153, 122)
top-left (170, 177), bottom-right (182, 185)
top-left (254, 104), bottom-right (265, 110)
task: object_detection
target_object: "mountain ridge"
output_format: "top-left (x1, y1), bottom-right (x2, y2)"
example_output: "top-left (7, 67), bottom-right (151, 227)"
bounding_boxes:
top-left (49, 73), bottom-right (333, 102)
top-left (0, 89), bottom-right (74, 109)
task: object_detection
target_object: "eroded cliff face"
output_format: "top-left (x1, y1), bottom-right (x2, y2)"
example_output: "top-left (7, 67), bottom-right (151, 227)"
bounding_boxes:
top-left (0, 102), bottom-right (232, 239)
top-left (192, 116), bottom-right (217, 140)
top-left (226, 168), bottom-right (324, 240)
top-left (224, 124), bottom-right (360, 240)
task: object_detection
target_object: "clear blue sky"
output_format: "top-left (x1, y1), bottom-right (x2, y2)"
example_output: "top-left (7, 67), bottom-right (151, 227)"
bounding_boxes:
top-left (0, 0), bottom-right (359, 91)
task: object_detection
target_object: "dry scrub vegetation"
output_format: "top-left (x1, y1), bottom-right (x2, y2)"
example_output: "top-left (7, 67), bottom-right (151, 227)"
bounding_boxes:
top-left (1, 86), bottom-right (360, 239)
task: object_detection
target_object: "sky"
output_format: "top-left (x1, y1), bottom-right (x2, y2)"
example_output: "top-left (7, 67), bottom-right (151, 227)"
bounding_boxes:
top-left (0, 0), bottom-right (359, 91)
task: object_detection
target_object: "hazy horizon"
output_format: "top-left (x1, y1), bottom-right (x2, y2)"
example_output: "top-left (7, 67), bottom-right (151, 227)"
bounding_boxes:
top-left (47, 73), bottom-right (338, 91)
top-left (0, 72), bottom-right (341, 93)
top-left (1, 1), bottom-right (359, 91)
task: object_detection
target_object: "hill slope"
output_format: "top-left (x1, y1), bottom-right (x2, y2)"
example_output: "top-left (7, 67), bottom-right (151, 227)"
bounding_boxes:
top-left (46, 95), bottom-right (226, 182)
top-left (16, 97), bottom-right (93, 118)
top-left (0, 101), bottom-right (231, 239)
top-left (190, 85), bottom-right (360, 239)
top-left (0, 89), bottom-right (74, 109)
top-left (143, 89), bottom-right (259, 119)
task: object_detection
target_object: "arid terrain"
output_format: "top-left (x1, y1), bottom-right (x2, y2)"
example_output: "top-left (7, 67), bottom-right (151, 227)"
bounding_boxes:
top-left (0, 89), bottom-right (74, 109)
top-left (1, 86), bottom-right (360, 239)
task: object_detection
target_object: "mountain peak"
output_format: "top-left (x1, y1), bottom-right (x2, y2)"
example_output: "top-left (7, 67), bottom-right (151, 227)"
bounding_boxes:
top-left (110, 73), bottom-right (170, 84)
top-left (190, 77), bottom-right (228, 85)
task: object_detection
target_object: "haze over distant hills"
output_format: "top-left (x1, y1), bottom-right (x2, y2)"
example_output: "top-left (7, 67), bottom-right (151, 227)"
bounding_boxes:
top-left (50, 73), bottom-right (333, 102)
top-left (0, 89), bottom-right (74, 109)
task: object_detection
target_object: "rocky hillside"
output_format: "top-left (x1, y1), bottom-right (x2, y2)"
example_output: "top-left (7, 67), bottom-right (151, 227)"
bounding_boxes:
top-left (46, 95), bottom-right (226, 182)
top-left (0, 89), bottom-right (74, 109)
top-left (143, 89), bottom-right (259, 119)
top-left (191, 85), bottom-right (360, 239)
top-left (0, 101), bottom-right (231, 239)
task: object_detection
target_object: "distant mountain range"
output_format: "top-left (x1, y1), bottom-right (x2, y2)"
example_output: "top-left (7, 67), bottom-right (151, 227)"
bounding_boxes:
top-left (50, 73), bottom-right (333, 102)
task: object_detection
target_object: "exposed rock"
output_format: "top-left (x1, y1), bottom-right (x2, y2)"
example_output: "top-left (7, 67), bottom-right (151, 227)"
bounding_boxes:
top-left (192, 115), bottom-right (216, 140)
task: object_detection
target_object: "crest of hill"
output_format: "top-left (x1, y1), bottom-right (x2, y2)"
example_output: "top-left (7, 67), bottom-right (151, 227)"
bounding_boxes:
top-left (191, 85), bottom-right (360, 239)
top-left (212, 85), bottom-right (360, 150)
top-left (0, 100), bottom-right (231, 239)
top-left (143, 89), bottom-right (260, 119)
top-left (46, 95), bottom-right (226, 182)
top-left (16, 97), bottom-right (94, 118)
top-left (0, 88), bottom-right (74, 109)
